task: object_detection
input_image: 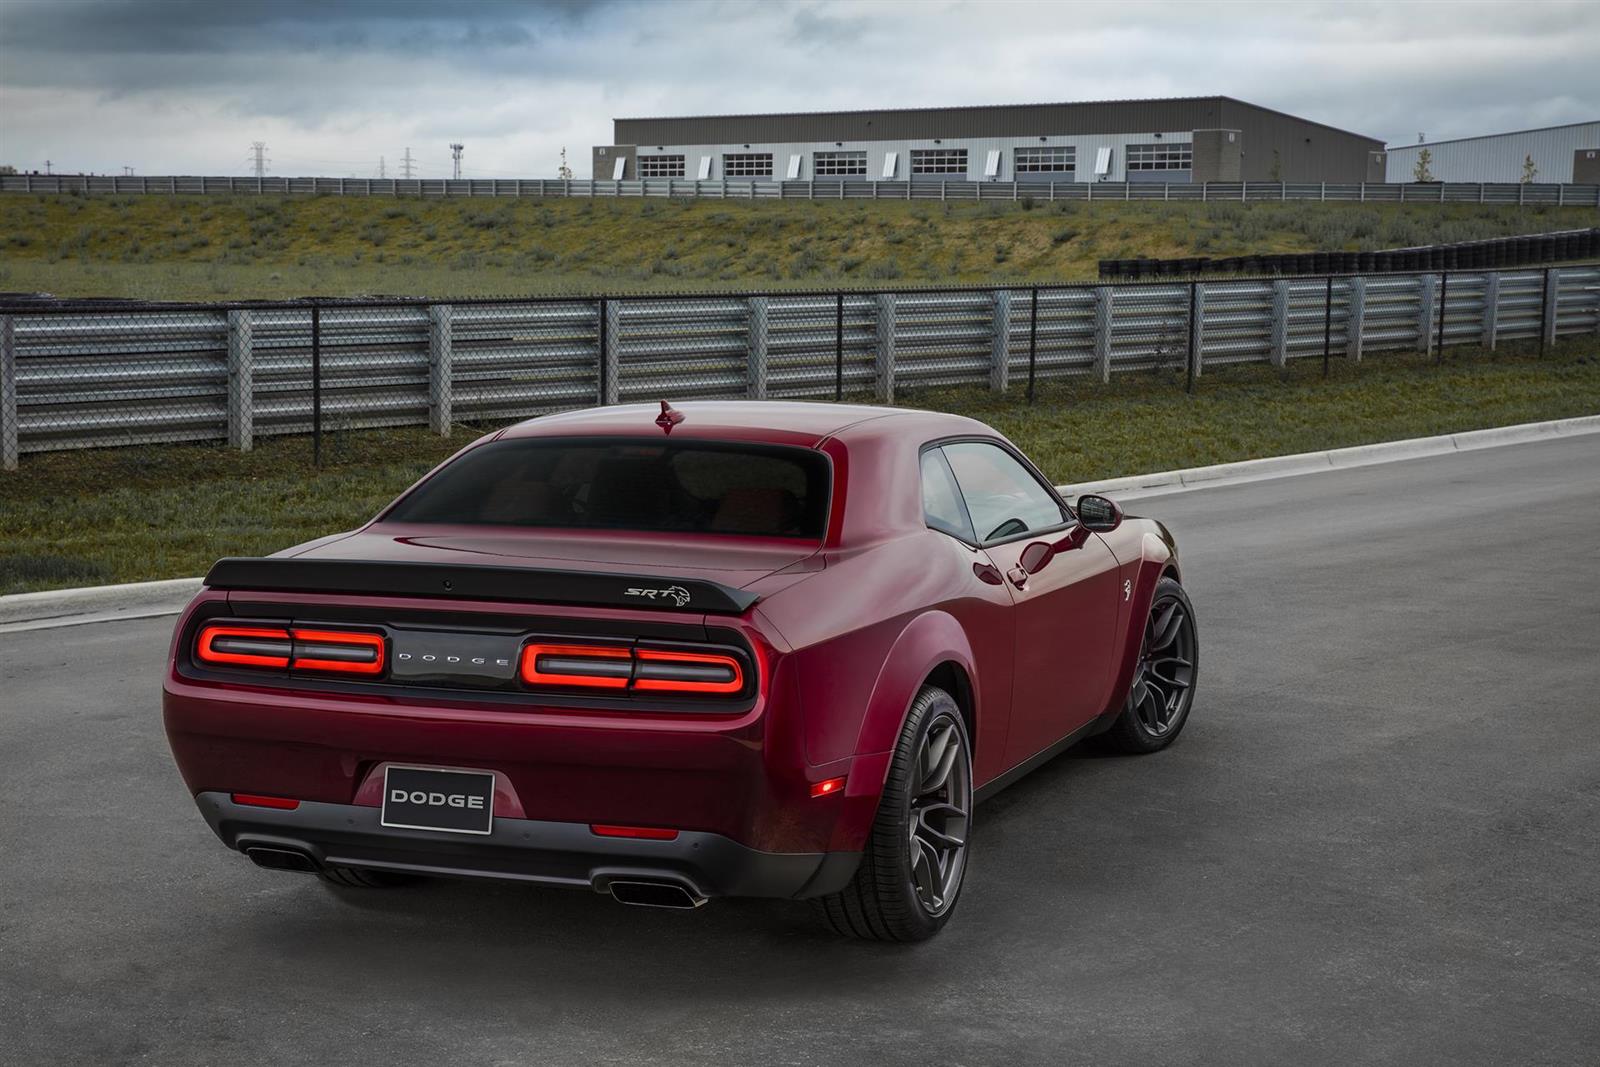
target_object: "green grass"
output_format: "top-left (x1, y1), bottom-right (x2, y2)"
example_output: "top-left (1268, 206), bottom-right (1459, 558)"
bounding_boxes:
top-left (1, 192), bottom-right (1595, 300)
top-left (3, 338), bottom-right (1596, 594)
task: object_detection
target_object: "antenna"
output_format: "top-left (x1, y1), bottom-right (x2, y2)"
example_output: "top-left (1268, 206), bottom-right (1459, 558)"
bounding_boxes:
top-left (250, 141), bottom-right (270, 178)
top-left (401, 147), bottom-right (416, 179)
top-left (450, 143), bottom-right (464, 180)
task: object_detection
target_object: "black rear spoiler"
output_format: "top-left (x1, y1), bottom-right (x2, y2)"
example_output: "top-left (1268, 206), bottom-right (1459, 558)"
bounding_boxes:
top-left (203, 557), bottom-right (759, 615)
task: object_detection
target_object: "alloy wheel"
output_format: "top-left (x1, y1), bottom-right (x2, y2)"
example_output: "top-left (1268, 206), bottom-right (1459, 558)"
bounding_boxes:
top-left (908, 713), bottom-right (972, 916)
top-left (1129, 596), bottom-right (1196, 737)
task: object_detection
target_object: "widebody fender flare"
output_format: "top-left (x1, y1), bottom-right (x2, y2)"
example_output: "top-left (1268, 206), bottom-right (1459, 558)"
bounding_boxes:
top-left (1102, 525), bottom-right (1183, 717)
top-left (851, 609), bottom-right (979, 762)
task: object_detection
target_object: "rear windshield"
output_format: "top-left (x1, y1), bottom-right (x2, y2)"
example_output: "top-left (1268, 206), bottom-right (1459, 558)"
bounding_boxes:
top-left (384, 438), bottom-right (831, 539)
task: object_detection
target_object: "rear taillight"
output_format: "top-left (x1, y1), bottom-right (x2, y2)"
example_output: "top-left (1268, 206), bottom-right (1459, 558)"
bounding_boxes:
top-left (518, 642), bottom-right (748, 697)
top-left (196, 625), bottom-right (292, 669)
top-left (520, 643), bottom-right (633, 689)
top-left (633, 649), bottom-right (744, 694)
top-left (195, 623), bottom-right (385, 676)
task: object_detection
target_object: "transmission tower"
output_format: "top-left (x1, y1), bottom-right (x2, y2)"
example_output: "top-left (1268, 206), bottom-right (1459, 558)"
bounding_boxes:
top-left (401, 147), bottom-right (416, 179)
top-left (450, 143), bottom-right (464, 179)
top-left (250, 142), bottom-right (270, 178)
top-left (378, 155), bottom-right (387, 179)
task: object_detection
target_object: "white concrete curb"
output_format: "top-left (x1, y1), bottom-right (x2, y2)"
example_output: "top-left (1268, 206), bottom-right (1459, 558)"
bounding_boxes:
top-left (4, 414), bottom-right (1597, 633)
top-left (1057, 414), bottom-right (1600, 502)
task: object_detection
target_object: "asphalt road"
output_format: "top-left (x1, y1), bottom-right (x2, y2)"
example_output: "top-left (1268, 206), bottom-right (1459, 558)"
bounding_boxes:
top-left (4, 435), bottom-right (1599, 1066)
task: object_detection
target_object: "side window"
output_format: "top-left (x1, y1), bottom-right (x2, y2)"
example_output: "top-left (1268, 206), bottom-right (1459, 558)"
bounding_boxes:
top-left (942, 441), bottom-right (1068, 543)
top-left (920, 448), bottom-right (976, 542)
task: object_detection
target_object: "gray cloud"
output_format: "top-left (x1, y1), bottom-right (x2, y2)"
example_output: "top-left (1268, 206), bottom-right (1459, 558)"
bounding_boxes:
top-left (1, 0), bottom-right (1595, 178)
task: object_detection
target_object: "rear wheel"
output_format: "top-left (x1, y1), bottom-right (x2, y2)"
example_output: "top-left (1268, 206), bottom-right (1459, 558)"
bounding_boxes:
top-left (1104, 577), bottom-right (1198, 754)
top-left (316, 866), bottom-right (419, 889)
top-left (813, 685), bottom-right (972, 942)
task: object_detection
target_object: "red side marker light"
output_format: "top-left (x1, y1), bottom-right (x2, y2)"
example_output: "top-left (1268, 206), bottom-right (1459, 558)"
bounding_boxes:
top-left (590, 824), bottom-right (680, 841)
top-left (810, 776), bottom-right (848, 798)
top-left (232, 793), bottom-right (300, 810)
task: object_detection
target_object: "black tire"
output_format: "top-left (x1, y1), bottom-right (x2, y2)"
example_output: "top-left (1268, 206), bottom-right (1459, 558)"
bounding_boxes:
top-left (812, 685), bottom-right (973, 942)
top-left (316, 865), bottom-right (419, 889)
top-left (1104, 577), bottom-right (1199, 754)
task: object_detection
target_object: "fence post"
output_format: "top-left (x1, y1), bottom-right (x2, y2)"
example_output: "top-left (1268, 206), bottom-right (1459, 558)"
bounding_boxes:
top-left (428, 304), bottom-right (453, 435)
top-left (1187, 282), bottom-right (1200, 393)
top-left (1435, 272), bottom-right (1449, 363)
top-left (747, 296), bottom-right (768, 400)
top-left (1416, 274), bottom-right (1436, 359)
top-left (226, 310), bottom-right (254, 451)
top-left (1482, 271), bottom-right (1500, 350)
top-left (835, 293), bottom-right (844, 401)
top-left (311, 304), bottom-right (322, 465)
top-left (602, 298), bottom-right (621, 404)
top-left (1359, 182), bottom-right (1365, 203)
top-left (874, 294), bottom-right (896, 403)
top-left (1347, 277), bottom-right (1366, 362)
top-left (1322, 275), bottom-right (1334, 377)
top-left (1540, 268), bottom-right (1559, 354)
top-left (1027, 287), bottom-right (1039, 404)
top-left (1093, 286), bottom-right (1114, 383)
top-left (990, 289), bottom-right (1011, 394)
top-left (1270, 280), bottom-right (1290, 368)
top-left (1, 315), bottom-right (16, 470)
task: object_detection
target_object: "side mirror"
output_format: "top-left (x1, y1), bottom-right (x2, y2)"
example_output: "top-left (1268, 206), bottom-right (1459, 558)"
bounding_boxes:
top-left (1076, 494), bottom-right (1123, 533)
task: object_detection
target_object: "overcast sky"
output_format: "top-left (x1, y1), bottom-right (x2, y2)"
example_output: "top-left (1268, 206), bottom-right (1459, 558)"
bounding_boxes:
top-left (1, 0), bottom-right (1595, 179)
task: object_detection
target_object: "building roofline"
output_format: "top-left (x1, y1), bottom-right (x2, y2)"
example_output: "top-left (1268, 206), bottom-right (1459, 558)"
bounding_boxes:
top-left (614, 95), bottom-right (1381, 144)
top-left (1387, 120), bottom-right (1600, 151)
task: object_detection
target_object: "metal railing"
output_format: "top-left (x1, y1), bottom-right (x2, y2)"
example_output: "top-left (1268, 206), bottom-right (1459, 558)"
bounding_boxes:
top-left (4, 173), bottom-right (1600, 207)
top-left (3, 265), bottom-right (1597, 468)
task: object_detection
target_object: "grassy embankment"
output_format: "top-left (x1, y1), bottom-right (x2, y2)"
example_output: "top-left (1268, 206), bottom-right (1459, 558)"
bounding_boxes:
top-left (1, 193), bottom-right (1594, 300)
top-left (3, 338), bottom-right (1596, 594)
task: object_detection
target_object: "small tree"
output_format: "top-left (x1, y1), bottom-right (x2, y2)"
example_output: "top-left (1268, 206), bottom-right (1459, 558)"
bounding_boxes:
top-left (557, 147), bottom-right (573, 181)
top-left (1412, 148), bottom-right (1434, 183)
top-left (1521, 154), bottom-right (1538, 183)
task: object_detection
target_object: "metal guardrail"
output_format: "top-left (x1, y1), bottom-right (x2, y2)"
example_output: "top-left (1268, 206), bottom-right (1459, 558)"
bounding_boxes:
top-left (2, 265), bottom-right (1598, 468)
top-left (4, 174), bottom-right (1600, 207)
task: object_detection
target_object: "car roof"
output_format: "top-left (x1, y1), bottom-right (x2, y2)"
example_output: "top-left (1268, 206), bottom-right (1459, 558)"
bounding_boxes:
top-left (496, 401), bottom-right (995, 448)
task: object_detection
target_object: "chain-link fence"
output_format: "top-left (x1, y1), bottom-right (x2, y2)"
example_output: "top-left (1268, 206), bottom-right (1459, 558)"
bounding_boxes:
top-left (3, 264), bottom-right (1598, 469)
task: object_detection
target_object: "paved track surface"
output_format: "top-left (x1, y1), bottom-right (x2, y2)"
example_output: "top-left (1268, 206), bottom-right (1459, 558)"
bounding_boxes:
top-left (4, 435), bottom-right (1598, 1066)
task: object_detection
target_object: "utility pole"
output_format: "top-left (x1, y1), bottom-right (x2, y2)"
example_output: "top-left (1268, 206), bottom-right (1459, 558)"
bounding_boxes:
top-left (378, 155), bottom-right (387, 179)
top-left (44, 160), bottom-right (52, 175)
top-left (401, 147), bottom-right (416, 179)
top-left (123, 166), bottom-right (134, 176)
top-left (250, 142), bottom-right (269, 179)
top-left (450, 143), bottom-right (464, 180)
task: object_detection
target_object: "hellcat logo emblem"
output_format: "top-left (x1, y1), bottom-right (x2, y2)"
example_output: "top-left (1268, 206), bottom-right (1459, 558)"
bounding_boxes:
top-left (624, 584), bottom-right (692, 607)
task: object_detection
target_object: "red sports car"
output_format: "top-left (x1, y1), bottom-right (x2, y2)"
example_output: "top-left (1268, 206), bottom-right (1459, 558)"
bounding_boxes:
top-left (163, 401), bottom-right (1197, 940)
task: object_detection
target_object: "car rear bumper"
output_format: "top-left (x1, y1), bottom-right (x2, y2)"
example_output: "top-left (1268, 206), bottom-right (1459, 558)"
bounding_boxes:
top-left (197, 792), bottom-right (861, 900)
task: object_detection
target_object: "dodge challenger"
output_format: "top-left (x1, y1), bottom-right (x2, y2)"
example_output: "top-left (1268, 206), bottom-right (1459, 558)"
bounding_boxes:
top-left (163, 400), bottom-right (1198, 941)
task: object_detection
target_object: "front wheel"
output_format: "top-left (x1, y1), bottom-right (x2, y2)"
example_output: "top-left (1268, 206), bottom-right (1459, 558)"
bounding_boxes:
top-left (812, 685), bottom-right (973, 942)
top-left (1104, 577), bottom-right (1199, 754)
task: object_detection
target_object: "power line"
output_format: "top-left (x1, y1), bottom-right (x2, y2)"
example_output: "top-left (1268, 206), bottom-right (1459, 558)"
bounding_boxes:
top-left (450, 143), bottom-right (464, 180)
top-left (249, 141), bottom-right (270, 179)
top-left (401, 147), bottom-right (416, 179)
top-left (377, 155), bottom-right (386, 179)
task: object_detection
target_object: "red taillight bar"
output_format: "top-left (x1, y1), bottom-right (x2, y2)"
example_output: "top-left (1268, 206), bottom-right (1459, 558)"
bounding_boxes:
top-left (196, 624), bottom-right (292, 669)
top-left (291, 628), bottom-right (385, 675)
top-left (195, 623), bottom-right (384, 676)
top-left (520, 643), bottom-right (633, 688)
top-left (633, 648), bottom-right (744, 695)
top-left (590, 824), bottom-right (679, 841)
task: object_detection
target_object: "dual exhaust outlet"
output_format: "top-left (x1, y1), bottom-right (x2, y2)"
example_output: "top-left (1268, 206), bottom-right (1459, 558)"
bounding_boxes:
top-left (243, 846), bottom-right (707, 909)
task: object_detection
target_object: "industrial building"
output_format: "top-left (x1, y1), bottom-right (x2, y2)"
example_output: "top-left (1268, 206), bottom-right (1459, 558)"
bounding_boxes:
top-left (593, 96), bottom-right (1385, 184)
top-left (1383, 122), bottom-right (1600, 184)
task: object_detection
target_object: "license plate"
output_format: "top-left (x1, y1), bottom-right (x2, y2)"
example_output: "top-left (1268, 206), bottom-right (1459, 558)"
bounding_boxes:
top-left (381, 766), bottom-right (495, 835)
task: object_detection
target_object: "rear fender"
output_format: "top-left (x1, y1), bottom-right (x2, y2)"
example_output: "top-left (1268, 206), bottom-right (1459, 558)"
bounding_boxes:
top-left (852, 610), bottom-right (977, 762)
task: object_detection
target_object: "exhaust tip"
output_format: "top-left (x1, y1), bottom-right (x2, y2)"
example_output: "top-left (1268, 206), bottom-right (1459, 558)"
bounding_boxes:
top-left (244, 846), bottom-right (318, 873)
top-left (607, 879), bottom-right (706, 910)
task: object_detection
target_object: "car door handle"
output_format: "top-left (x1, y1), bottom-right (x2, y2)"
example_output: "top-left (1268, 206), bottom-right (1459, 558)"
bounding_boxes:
top-left (1006, 565), bottom-right (1029, 589)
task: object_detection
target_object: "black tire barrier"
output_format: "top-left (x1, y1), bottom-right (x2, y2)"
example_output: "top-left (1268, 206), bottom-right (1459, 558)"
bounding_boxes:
top-left (1100, 227), bottom-right (1599, 279)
